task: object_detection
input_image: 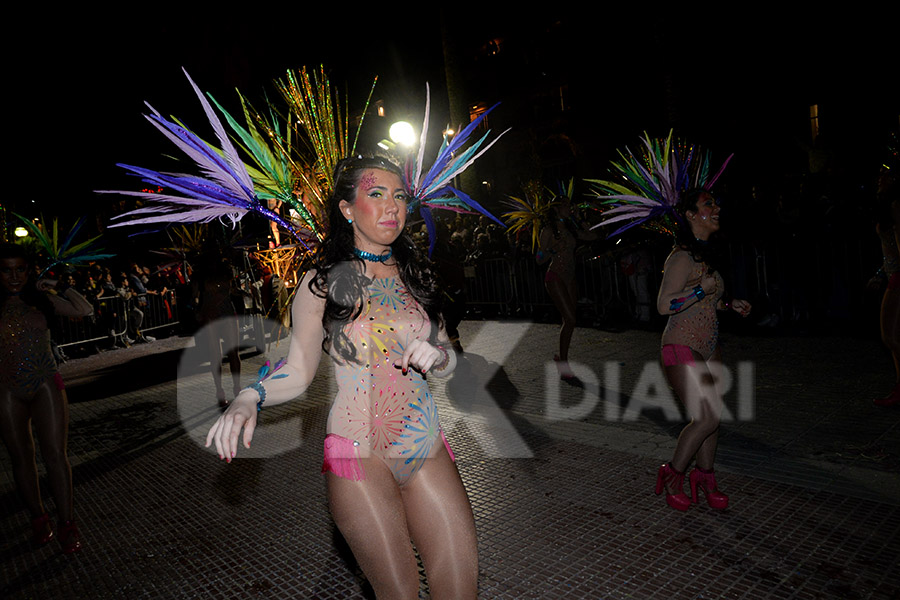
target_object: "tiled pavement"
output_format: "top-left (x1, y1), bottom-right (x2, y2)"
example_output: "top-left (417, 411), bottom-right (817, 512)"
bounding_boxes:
top-left (1, 320), bottom-right (899, 599)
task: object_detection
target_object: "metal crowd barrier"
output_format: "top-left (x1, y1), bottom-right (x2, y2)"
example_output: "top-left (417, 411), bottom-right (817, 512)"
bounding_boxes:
top-left (136, 292), bottom-right (180, 335)
top-left (462, 237), bottom-right (880, 326)
top-left (55, 292), bottom-right (180, 349)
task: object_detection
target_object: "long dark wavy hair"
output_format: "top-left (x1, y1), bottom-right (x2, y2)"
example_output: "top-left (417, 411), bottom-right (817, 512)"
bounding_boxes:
top-left (0, 243), bottom-right (57, 329)
top-left (674, 188), bottom-right (723, 275)
top-left (310, 156), bottom-right (443, 363)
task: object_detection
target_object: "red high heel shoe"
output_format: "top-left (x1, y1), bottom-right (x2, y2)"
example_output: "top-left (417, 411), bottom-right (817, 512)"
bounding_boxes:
top-left (690, 467), bottom-right (729, 509)
top-left (32, 512), bottom-right (54, 545)
top-left (57, 520), bottom-right (82, 554)
top-left (553, 355), bottom-right (575, 380)
top-left (655, 463), bottom-right (691, 511)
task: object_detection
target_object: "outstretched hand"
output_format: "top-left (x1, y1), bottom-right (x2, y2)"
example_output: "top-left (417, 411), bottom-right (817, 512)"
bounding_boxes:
top-left (205, 393), bottom-right (258, 462)
top-left (395, 338), bottom-right (445, 375)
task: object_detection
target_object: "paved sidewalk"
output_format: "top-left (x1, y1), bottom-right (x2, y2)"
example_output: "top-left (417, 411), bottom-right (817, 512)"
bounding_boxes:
top-left (1, 321), bottom-right (898, 599)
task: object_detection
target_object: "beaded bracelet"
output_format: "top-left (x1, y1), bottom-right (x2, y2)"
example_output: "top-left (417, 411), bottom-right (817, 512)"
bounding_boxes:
top-left (250, 382), bottom-right (267, 412)
top-left (693, 285), bottom-right (706, 300)
top-left (432, 345), bottom-right (450, 372)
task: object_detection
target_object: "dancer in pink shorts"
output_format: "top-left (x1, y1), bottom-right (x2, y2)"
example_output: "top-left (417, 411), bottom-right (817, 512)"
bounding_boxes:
top-left (654, 189), bottom-right (751, 511)
top-left (591, 132), bottom-right (749, 512)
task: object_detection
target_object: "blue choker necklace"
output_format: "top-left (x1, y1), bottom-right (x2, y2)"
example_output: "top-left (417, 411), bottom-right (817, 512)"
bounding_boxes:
top-left (353, 247), bottom-right (393, 263)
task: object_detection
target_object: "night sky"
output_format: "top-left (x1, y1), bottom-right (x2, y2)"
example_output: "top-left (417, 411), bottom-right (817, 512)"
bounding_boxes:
top-left (10, 7), bottom-right (897, 227)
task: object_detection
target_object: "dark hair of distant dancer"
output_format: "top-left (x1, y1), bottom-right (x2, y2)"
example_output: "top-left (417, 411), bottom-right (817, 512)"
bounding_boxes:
top-left (0, 242), bottom-right (93, 553)
top-left (674, 187), bottom-right (723, 272)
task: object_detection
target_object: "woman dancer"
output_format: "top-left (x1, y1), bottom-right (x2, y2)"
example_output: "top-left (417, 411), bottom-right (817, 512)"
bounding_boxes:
top-left (193, 253), bottom-right (242, 408)
top-left (207, 157), bottom-right (477, 598)
top-left (0, 243), bottom-right (93, 552)
top-left (654, 190), bottom-right (751, 511)
top-left (537, 197), bottom-right (595, 378)
top-left (872, 169), bottom-right (900, 407)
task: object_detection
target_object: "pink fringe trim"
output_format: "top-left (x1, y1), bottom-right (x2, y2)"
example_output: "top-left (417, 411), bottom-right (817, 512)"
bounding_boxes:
top-left (322, 434), bottom-right (365, 481)
top-left (441, 430), bottom-right (456, 462)
top-left (53, 372), bottom-right (65, 391)
top-left (662, 344), bottom-right (695, 367)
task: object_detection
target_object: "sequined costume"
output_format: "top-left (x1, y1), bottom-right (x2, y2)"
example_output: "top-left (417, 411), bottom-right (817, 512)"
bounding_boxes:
top-left (326, 277), bottom-right (445, 485)
top-left (0, 287), bottom-right (91, 398)
top-left (542, 224), bottom-right (577, 283)
top-left (0, 298), bottom-right (61, 398)
top-left (660, 249), bottom-right (724, 360)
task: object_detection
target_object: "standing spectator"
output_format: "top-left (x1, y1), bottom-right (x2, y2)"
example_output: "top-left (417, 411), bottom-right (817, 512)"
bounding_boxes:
top-left (116, 275), bottom-right (144, 344)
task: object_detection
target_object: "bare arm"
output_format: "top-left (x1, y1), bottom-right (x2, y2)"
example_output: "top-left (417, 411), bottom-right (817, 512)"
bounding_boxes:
top-left (656, 251), bottom-right (716, 315)
top-left (206, 270), bottom-right (325, 460)
top-left (536, 227), bottom-right (556, 265)
top-left (39, 282), bottom-right (94, 318)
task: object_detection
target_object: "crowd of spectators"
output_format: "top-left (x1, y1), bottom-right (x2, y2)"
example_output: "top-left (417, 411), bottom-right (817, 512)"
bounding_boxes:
top-left (45, 252), bottom-right (287, 362)
top-left (47, 261), bottom-right (186, 357)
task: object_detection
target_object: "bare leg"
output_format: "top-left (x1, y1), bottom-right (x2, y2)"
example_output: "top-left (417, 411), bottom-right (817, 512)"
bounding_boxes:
top-left (30, 380), bottom-right (74, 522)
top-left (545, 276), bottom-right (577, 361)
top-left (327, 460), bottom-right (419, 600)
top-left (0, 388), bottom-right (44, 517)
top-left (880, 285), bottom-right (900, 384)
top-left (402, 443), bottom-right (478, 600)
top-left (694, 351), bottom-right (726, 470)
top-left (201, 325), bottom-right (226, 402)
top-left (218, 318), bottom-right (242, 397)
top-left (665, 348), bottom-right (724, 474)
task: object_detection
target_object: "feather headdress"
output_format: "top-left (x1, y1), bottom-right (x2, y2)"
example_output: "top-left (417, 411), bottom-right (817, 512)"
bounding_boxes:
top-left (587, 130), bottom-right (732, 238)
top-left (276, 65), bottom-right (377, 200)
top-left (202, 90), bottom-right (324, 245)
top-left (502, 180), bottom-right (570, 252)
top-left (98, 69), bottom-right (304, 247)
top-left (14, 214), bottom-right (115, 277)
top-left (405, 84), bottom-right (510, 255)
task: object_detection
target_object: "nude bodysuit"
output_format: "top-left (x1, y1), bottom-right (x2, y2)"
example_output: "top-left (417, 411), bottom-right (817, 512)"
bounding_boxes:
top-left (326, 277), bottom-right (443, 485)
top-left (660, 251), bottom-right (725, 360)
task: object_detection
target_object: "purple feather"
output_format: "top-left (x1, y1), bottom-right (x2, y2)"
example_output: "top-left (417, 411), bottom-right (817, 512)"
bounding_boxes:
top-left (445, 186), bottom-right (505, 227)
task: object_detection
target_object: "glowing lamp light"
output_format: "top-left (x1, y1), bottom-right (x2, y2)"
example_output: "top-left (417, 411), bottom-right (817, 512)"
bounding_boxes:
top-left (14, 226), bottom-right (29, 237)
top-left (389, 121), bottom-right (415, 147)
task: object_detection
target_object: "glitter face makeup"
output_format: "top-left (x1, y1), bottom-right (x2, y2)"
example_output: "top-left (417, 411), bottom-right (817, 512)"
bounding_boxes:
top-left (340, 169), bottom-right (408, 255)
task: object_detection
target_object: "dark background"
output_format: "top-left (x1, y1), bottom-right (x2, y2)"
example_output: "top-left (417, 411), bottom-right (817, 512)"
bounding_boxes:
top-left (7, 7), bottom-right (898, 233)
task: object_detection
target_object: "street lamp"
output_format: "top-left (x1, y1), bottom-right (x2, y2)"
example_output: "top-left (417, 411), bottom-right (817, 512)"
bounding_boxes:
top-left (389, 121), bottom-right (415, 147)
